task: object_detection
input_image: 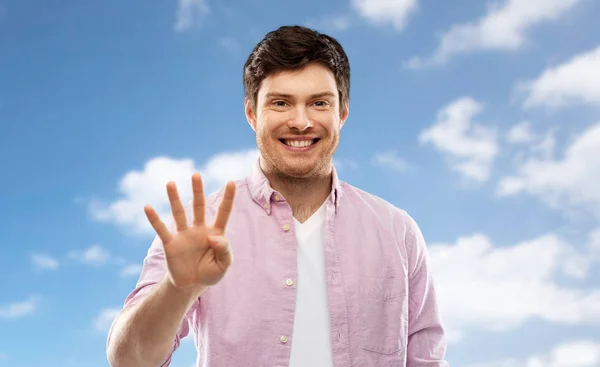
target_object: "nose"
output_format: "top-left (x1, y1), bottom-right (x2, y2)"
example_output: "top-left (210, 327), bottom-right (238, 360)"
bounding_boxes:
top-left (286, 106), bottom-right (313, 131)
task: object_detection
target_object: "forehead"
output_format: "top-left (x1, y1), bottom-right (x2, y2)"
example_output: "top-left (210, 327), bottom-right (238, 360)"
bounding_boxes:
top-left (258, 63), bottom-right (338, 98)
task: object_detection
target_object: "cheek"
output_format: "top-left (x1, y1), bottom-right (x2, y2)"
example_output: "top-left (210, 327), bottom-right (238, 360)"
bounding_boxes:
top-left (319, 115), bottom-right (341, 135)
top-left (255, 113), bottom-right (270, 133)
top-left (259, 113), bottom-right (286, 134)
top-left (256, 119), bottom-right (278, 142)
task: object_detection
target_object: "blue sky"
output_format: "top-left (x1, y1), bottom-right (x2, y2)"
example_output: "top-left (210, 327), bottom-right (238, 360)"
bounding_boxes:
top-left (1, 0), bottom-right (600, 366)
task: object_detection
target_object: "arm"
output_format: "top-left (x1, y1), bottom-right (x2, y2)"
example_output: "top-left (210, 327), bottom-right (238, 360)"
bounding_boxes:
top-left (404, 214), bottom-right (450, 367)
top-left (106, 234), bottom-right (204, 367)
top-left (107, 274), bottom-right (205, 367)
top-left (106, 176), bottom-right (235, 367)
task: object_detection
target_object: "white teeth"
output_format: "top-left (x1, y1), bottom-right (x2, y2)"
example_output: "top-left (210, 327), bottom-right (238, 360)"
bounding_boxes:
top-left (284, 139), bottom-right (314, 148)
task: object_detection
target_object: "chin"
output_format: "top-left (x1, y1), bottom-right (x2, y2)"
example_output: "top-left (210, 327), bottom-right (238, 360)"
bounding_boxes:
top-left (258, 139), bottom-right (333, 178)
top-left (280, 158), bottom-right (331, 178)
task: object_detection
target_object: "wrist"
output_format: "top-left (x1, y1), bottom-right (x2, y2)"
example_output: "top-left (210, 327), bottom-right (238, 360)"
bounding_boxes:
top-left (161, 274), bottom-right (206, 300)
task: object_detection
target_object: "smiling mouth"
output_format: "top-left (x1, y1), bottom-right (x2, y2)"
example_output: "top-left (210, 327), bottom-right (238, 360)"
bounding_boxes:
top-left (279, 138), bottom-right (319, 148)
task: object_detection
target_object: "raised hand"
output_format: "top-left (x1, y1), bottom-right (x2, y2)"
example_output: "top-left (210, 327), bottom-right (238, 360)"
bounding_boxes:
top-left (144, 173), bottom-right (237, 291)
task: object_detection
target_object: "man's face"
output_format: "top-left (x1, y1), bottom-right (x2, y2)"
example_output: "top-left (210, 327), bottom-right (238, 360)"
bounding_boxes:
top-left (245, 63), bottom-right (349, 178)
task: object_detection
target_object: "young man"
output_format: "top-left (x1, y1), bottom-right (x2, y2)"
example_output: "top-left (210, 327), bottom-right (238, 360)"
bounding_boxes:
top-left (106, 25), bottom-right (449, 367)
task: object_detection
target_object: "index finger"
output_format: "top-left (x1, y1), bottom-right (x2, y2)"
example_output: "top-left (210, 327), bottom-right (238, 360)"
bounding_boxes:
top-left (144, 205), bottom-right (173, 245)
top-left (212, 181), bottom-right (236, 233)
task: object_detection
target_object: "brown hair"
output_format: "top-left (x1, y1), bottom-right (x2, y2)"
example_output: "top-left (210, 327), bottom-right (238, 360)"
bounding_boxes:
top-left (243, 25), bottom-right (351, 114)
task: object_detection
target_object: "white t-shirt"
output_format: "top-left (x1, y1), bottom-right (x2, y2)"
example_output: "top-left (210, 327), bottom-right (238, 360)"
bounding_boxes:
top-left (288, 203), bottom-right (334, 367)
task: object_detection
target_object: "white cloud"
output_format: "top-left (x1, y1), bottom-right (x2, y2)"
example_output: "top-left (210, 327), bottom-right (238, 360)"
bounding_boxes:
top-left (466, 340), bottom-right (600, 367)
top-left (30, 253), bottom-right (59, 270)
top-left (333, 158), bottom-right (359, 172)
top-left (589, 227), bottom-right (600, 255)
top-left (328, 16), bottom-right (351, 31)
top-left (429, 231), bottom-right (600, 343)
top-left (506, 121), bottom-right (536, 144)
top-left (89, 149), bottom-right (259, 236)
top-left (419, 97), bottom-right (498, 183)
top-left (371, 150), bottom-right (408, 172)
top-left (519, 45), bottom-right (600, 109)
top-left (306, 15), bottom-right (352, 32)
top-left (407, 0), bottom-right (582, 68)
top-left (507, 123), bottom-right (557, 164)
top-left (529, 126), bottom-right (558, 160)
top-left (120, 264), bottom-right (142, 278)
top-left (219, 37), bottom-right (240, 54)
top-left (94, 308), bottom-right (121, 333)
top-left (351, 0), bottom-right (418, 31)
top-left (0, 297), bottom-right (37, 319)
top-left (68, 245), bottom-right (110, 266)
top-left (497, 122), bottom-right (600, 218)
top-left (174, 0), bottom-right (209, 32)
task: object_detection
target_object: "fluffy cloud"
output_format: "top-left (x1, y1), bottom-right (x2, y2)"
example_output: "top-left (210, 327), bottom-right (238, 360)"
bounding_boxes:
top-left (305, 15), bottom-right (352, 32)
top-left (0, 297), bottom-right (37, 319)
top-left (94, 308), bottom-right (121, 333)
top-left (519, 45), bottom-right (600, 109)
top-left (333, 158), bottom-right (359, 172)
top-left (429, 231), bottom-right (600, 343)
top-left (506, 121), bottom-right (536, 144)
top-left (89, 149), bottom-right (259, 236)
top-left (30, 253), bottom-right (59, 271)
top-left (68, 245), bottom-right (111, 266)
top-left (589, 227), bottom-right (600, 254)
top-left (407, 0), bottom-right (582, 68)
top-left (219, 37), bottom-right (240, 54)
top-left (351, 0), bottom-right (418, 31)
top-left (174, 0), bottom-right (210, 32)
top-left (371, 150), bottom-right (408, 172)
top-left (120, 264), bottom-right (142, 278)
top-left (419, 97), bottom-right (498, 183)
top-left (497, 122), bottom-right (600, 218)
top-left (466, 340), bottom-right (600, 367)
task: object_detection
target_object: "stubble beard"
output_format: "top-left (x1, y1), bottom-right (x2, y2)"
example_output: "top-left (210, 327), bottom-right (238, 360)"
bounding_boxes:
top-left (257, 134), bottom-right (337, 184)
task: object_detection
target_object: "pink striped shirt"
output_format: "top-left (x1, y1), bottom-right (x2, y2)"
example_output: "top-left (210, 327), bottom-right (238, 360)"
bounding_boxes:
top-left (122, 159), bottom-right (449, 366)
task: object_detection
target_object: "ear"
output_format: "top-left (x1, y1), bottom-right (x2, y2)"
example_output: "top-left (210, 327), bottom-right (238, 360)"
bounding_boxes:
top-left (339, 101), bottom-right (349, 129)
top-left (245, 98), bottom-right (257, 132)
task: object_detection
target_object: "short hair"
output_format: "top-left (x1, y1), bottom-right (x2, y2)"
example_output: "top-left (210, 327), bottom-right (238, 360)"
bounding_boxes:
top-left (243, 25), bottom-right (351, 114)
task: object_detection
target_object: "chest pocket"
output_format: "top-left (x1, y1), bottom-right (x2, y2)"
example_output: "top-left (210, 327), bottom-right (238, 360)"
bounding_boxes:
top-left (359, 276), bottom-right (408, 358)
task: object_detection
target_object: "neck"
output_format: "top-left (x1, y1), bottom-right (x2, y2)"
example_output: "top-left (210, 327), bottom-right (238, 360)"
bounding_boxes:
top-left (261, 161), bottom-right (333, 223)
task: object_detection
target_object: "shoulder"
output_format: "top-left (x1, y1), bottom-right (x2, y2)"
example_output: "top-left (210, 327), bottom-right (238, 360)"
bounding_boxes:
top-left (339, 181), bottom-right (414, 225)
top-left (339, 180), bottom-right (423, 249)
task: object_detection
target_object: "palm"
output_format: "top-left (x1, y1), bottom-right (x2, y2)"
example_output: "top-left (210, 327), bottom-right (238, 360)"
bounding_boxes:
top-left (144, 173), bottom-right (237, 290)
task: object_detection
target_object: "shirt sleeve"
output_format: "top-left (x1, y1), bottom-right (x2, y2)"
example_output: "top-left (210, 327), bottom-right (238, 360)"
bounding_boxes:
top-left (120, 215), bottom-right (200, 367)
top-left (404, 214), bottom-right (450, 366)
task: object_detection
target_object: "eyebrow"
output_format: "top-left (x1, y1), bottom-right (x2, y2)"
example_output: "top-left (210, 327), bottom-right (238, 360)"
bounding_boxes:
top-left (264, 91), bottom-right (336, 99)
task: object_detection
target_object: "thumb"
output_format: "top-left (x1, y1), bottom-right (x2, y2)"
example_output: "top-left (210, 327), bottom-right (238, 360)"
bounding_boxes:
top-left (207, 235), bottom-right (233, 268)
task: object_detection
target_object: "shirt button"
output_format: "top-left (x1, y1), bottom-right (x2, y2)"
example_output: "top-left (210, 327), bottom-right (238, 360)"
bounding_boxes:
top-left (282, 223), bottom-right (290, 231)
top-left (285, 279), bottom-right (294, 286)
top-left (280, 335), bottom-right (288, 343)
top-left (274, 194), bottom-right (281, 201)
top-left (263, 202), bottom-right (269, 209)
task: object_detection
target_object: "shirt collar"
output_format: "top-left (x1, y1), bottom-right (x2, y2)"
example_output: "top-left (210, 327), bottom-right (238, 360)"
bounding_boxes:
top-left (246, 156), bottom-right (343, 215)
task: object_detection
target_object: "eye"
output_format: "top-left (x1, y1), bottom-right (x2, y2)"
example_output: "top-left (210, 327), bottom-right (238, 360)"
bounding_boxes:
top-left (273, 100), bottom-right (287, 107)
top-left (313, 100), bottom-right (330, 108)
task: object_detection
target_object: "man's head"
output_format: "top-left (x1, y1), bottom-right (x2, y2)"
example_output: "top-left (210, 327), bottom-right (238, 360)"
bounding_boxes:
top-left (243, 25), bottom-right (350, 179)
